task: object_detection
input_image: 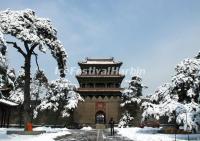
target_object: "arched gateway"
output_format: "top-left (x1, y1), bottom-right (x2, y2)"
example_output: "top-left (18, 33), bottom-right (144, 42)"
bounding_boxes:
top-left (95, 111), bottom-right (106, 124)
top-left (73, 58), bottom-right (124, 128)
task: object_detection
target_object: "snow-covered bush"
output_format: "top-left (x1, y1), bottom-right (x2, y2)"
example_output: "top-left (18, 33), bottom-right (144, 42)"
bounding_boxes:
top-left (34, 78), bottom-right (83, 118)
top-left (118, 110), bottom-right (134, 128)
top-left (142, 55), bottom-right (200, 132)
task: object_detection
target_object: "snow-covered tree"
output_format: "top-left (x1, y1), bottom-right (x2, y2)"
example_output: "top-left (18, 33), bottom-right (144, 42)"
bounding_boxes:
top-left (0, 39), bottom-right (6, 68)
top-left (0, 40), bottom-right (16, 93)
top-left (172, 58), bottom-right (200, 103)
top-left (119, 75), bottom-right (146, 127)
top-left (0, 9), bottom-right (67, 130)
top-left (30, 70), bottom-right (48, 101)
top-left (9, 69), bottom-right (25, 104)
top-left (9, 68), bottom-right (52, 126)
top-left (34, 78), bottom-right (83, 119)
top-left (0, 30), bottom-right (5, 47)
top-left (9, 69), bottom-right (48, 104)
top-left (142, 55), bottom-right (200, 132)
top-left (0, 45), bottom-right (15, 96)
top-left (121, 76), bottom-right (145, 107)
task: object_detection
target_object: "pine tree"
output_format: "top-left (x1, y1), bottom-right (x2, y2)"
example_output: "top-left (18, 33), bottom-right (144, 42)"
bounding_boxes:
top-left (0, 9), bottom-right (67, 130)
top-left (119, 75), bottom-right (146, 127)
top-left (142, 54), bottom-right (200, 132)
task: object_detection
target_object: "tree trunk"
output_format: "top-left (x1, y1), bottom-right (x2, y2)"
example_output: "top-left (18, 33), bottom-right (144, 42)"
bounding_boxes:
top-left (19, 105), bottom-right (23, 128)
top-left (23, 55), bottom-right (32, 131)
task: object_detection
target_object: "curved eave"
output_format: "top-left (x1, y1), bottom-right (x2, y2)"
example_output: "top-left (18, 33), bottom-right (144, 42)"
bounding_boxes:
top-left (76, 75), bottom-right (125, 78)
top-left (76, 75), bottom-right (125, 83)
top-left (77, 88), bottom-right (123, 92)
top-left (76, 88), bottom-right (123, 97)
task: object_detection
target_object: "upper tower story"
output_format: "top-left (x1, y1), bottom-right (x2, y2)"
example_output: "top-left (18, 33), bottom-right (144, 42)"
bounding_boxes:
top-left (76, 57), bottom-right (125, 97)
top-left (78, 57), bottom-right (123, 76)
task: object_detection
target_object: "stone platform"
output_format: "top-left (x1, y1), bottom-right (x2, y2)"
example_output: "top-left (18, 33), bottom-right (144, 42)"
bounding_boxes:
top-left (96, 124), bottom-right (106, 129)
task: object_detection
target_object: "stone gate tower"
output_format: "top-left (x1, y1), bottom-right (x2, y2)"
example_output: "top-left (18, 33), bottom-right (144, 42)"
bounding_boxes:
top-left (74, 57), bottom-right (124, 127)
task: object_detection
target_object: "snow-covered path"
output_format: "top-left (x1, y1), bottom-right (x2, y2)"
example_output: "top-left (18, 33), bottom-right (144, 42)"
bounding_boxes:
top-left (0, 127), bottom-right (71, 141)
top-left (102, 129), bottom-right (132, 141)
top-left (55, 129), bottom-right (97, 141)
top-left (1, 127), bottom-right (200, 141)
top-left (116, 127), bottom-right (200, 141)
top-left (55, 129), bottom-right (131, 141)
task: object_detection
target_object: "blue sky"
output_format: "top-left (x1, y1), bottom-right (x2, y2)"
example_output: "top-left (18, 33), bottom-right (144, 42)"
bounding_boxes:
top-left (0, 0), bottom-right (200, 95)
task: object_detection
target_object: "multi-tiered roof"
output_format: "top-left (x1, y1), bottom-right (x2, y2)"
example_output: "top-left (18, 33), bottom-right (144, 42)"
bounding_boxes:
top-left (76, 57), bottom-right (125, 97)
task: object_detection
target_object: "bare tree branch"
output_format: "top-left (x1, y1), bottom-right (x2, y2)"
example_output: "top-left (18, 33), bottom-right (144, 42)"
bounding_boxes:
top-left (6, 41), bottom-right (26, 57)
top-left (29, 43), bottom-right (38, 55)
top-left (24, 41), bottom-right (30, 53)
top-left (33, 51), bottom-right (40, 71)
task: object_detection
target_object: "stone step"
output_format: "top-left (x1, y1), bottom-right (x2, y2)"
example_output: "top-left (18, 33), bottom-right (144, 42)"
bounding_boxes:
top-left (96, 124), bottom-right (106, 129)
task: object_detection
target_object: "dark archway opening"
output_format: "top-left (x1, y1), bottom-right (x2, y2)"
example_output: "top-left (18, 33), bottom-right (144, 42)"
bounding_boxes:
top-left (95, 111), bottom-right (106, 124)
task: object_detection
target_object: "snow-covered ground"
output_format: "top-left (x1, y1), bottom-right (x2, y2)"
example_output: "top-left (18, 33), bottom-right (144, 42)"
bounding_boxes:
top-left (0, 127), bottom-right (70, 141)
top-left (2, 126), bottom-right (200, 141)
top-left (81, 126), bottom-right (93, 131)
top-left (116, 127), bottom-right (200, 141)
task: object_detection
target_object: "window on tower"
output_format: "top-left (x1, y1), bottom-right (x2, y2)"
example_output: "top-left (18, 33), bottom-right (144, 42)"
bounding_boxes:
top-left (95, 83), bottom-right (105, 88)
top-left (115, 83), bottom-right (120, 88)
top-left (107, 83), bottom-right (114, 88)
top-left (88, 83), bottom-right (94, 88)
top-left (81, 83), bottom-right (86, 88)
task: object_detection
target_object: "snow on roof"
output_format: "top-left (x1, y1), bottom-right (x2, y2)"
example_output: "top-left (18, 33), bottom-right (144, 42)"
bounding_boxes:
top-left (86, 61), bottom-right (115, 64)
top-left (0, 98), bottom-right (18, 106)
top-left (79, 57), bottom-right (122, 64)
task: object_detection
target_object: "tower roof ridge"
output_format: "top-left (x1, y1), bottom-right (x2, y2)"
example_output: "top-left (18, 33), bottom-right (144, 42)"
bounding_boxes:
top-left (79, 57), bottom-right (122, 65)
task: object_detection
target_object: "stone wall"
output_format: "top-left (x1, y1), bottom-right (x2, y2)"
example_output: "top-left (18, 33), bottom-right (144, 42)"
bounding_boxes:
top-left (73, 96), bottom-right (122, 126)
